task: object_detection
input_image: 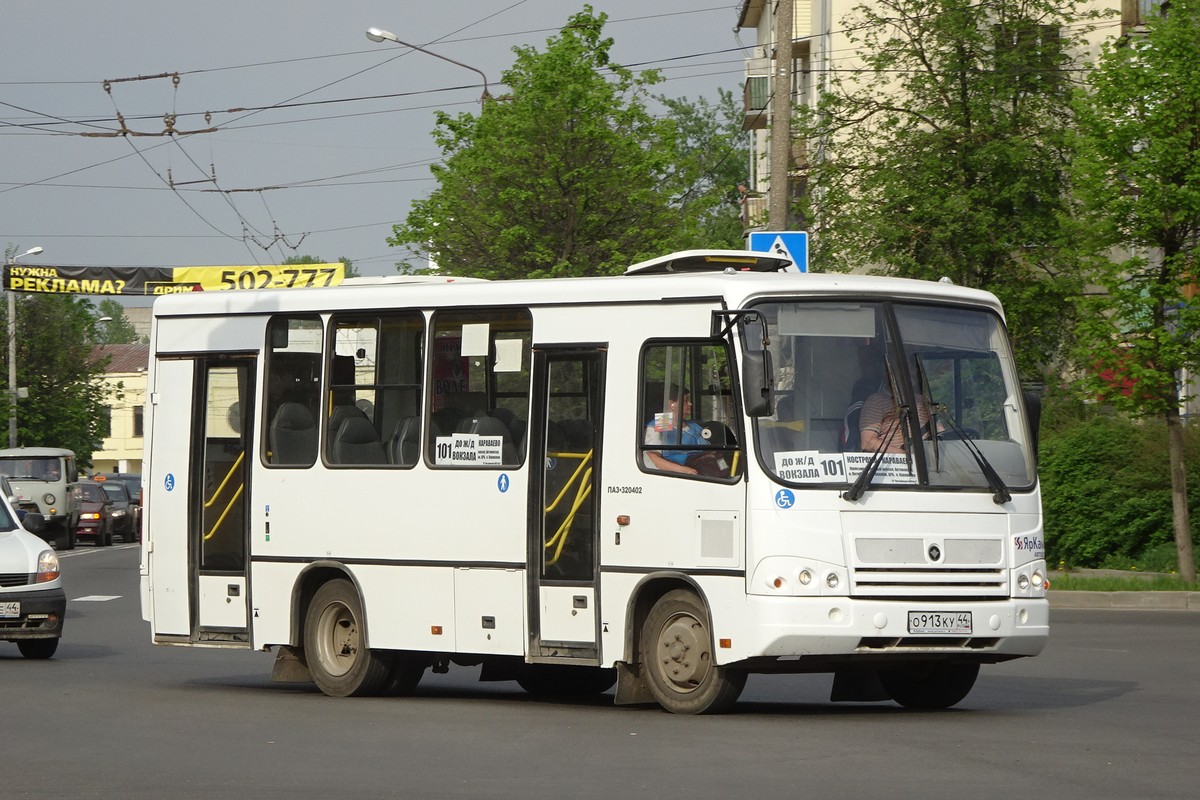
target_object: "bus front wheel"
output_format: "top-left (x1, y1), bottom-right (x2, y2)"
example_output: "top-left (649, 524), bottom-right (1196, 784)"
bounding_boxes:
top-left (303, 579), bottom-right (390, 697)
top-left (640, 589), bottom-right (745, 714)
top-left (880, 662), bottom-right (979, 709)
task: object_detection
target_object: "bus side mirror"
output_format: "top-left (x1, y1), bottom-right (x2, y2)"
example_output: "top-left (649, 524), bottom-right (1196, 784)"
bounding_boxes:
top-left (742, 350), bottom-right (774, 418)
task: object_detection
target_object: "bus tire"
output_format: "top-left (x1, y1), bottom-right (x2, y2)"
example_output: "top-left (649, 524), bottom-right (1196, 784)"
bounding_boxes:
top-left (303, 579), bottom-right (389, 697)
top-left (640, 589), bottom-right (746, 714)
top-left (880, 662), bottom-right (979, 709)
top-left (516, 663), bottom-right (617, 698)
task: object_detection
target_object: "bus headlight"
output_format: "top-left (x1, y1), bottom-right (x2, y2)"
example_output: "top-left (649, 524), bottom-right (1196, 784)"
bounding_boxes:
top-left (1018, 574), bottom-right (1030, 591)
top-left (751, 558), bottom-right (847, 597)
top-left (43, 493), bottom-right (57, 505)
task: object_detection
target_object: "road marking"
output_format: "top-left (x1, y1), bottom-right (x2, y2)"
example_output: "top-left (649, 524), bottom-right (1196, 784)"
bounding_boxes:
top-left (72, 595), bottom-right (121, 602)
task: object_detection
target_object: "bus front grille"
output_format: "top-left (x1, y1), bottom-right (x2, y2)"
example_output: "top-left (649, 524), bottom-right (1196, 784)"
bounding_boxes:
top-left (851, 567), bottom-right (1008, 598)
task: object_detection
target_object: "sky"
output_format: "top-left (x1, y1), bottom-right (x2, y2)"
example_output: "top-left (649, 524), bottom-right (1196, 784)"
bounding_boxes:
top-left (1, 1), bottom-right (750, 298)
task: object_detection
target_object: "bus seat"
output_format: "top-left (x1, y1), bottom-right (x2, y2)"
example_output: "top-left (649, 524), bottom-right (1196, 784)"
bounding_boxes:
top-left (327, 404), bottom-right (370, 442)
top-left (331, 415), bottom-right (386, 465)
top-left (432, 407), bottom-right (464, 440)
top-left (269, 402), bottom-right (317, 465)
top-left (840, 377), bottom-right (880, 452)
top-left (388, 416), bottom-right (421, 466)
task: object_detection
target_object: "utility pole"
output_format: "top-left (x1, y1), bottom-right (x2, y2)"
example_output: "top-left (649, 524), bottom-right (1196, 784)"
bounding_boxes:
top-left (768, 0), bottom-right (794, 230)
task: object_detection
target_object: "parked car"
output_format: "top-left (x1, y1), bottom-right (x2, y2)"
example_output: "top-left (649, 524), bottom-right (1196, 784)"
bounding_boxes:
top-left (75, 480), bottom-right (116, 547)
top-left (92, 473), bottom-right (142, 537)
top-left (98, 481), bottom-right (136, 544)
top-left (0, 492), bottom-right (63, 659)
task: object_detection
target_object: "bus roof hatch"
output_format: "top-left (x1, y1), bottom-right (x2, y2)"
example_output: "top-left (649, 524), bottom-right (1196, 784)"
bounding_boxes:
top-left (623, 249), bottom-right (795, 275)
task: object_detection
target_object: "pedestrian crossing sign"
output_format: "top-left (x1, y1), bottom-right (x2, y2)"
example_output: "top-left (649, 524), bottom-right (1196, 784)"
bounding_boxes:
top-left (747, 231), bottom-right (808, 272)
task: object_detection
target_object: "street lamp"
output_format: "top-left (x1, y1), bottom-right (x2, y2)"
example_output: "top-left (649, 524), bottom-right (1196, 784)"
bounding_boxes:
top-left (365, 27), bottom-right (493, 103)
top-left (6, 246), bottom-right (43, 448)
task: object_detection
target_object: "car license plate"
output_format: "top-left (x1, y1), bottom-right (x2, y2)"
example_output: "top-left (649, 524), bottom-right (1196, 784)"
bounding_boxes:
top-left (908, 611), bottom-right (972, 634)
top-left (1, 601), bottom-right (19, 619)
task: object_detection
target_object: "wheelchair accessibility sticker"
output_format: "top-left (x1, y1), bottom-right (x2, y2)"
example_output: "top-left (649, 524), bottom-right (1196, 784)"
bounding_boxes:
top-left (774, 489), bottom-right (794, 509)
top-left (164, 473), bottom-right (175, 492)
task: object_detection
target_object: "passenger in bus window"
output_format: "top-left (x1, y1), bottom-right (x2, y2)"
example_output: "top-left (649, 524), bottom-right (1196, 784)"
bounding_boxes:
top-left (644, 387), bottom-right (704, 475)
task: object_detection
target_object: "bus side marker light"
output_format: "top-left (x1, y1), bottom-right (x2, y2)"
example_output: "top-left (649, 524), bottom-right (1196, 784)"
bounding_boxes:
top-left (616, 515), bottom-right (630, 526)
top-left (719, 638), bottom-right (732, 649)
top-left (431, 626), bottom-right (443, 635)
top-left (772, 577), bottom-right (785, 589)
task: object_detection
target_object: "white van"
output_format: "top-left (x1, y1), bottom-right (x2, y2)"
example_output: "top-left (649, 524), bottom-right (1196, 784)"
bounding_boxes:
top-left (0, 478), bottom-right (64, 658)
top-left (0, 447), bottom-right (80, 549)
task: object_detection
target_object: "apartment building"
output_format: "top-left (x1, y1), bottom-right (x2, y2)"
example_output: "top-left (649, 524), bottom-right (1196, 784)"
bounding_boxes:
top-left (734, 0), bottom-right (1138, 234)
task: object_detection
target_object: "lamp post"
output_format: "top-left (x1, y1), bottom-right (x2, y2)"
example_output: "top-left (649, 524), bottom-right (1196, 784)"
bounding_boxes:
top-left (6, 246), bottom-right (43, 448)
top-left (365, 27), bottom-right (492, 103)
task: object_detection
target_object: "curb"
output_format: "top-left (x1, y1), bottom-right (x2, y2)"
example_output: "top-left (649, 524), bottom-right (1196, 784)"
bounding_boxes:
top-left (1048, 591), bottom-right (1200, 611)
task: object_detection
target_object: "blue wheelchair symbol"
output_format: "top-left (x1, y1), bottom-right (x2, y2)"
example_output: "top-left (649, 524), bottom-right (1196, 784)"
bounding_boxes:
top-left (774, 489), bottom-right (795, 509)
top-left (164, 473), bottom-right (176, 492)
top-left (497, 474), bottom-right (510, 493)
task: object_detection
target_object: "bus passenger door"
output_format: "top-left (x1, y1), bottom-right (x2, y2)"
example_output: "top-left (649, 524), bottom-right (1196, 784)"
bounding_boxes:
top-left (191, 358), bottom-right (254, 643)
top-left (528, 348), bottom-right (605, 659)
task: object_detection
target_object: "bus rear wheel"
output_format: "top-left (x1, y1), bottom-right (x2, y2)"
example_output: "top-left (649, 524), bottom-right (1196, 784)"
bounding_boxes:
top-left (880, 662), bottom-right (979, 709)
top-left (303, 579), bottom-right (390, 697)
top-left (640, 589), bottom-right (745, 714)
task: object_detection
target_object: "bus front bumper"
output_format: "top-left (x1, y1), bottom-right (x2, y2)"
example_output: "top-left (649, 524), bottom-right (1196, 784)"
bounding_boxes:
top-left (721, 595), bottom-right (1049, 668)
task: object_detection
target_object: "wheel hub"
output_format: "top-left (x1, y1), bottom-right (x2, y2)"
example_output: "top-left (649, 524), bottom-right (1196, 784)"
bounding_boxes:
top-left (657, 614), bottom-right (711, 692)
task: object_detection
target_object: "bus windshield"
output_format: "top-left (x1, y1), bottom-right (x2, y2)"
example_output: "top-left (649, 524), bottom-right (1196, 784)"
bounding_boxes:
top-left (751, 299), bottom-right (1036, 492)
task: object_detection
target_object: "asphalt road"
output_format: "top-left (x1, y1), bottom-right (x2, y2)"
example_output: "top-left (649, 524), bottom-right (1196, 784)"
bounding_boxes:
top-left (2, 546), bottom-right (1196, 800)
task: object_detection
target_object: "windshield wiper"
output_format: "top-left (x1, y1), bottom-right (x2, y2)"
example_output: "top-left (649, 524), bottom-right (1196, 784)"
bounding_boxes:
top-left (934, 405), bottom-right (1011, 504)
top-left (842, 405), bottom-right (908, 502)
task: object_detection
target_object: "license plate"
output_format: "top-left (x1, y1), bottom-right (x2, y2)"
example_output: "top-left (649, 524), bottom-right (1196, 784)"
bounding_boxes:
top-left (908, 611), bottom-right (972, 634)
top-left (0, 601), bottom-right (19, 619)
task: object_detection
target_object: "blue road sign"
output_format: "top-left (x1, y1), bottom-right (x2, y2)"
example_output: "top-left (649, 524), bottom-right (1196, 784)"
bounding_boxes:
top-left (748, 231), bottom-right (808, 272)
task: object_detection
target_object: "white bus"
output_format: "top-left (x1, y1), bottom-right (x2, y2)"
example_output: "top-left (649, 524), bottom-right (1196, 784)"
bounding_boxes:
top-left (140, 250), bottom-right (1048, 714)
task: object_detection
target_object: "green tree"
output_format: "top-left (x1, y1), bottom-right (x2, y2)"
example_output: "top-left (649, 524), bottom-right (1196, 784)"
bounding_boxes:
top-left (1071, 1), bottom-right (1200, 581)
top-left (659, 89), bottom-right (750, 249)
top-left (389, 7), bottom-right (687, 278)
top-left (283, 254), bottom-right (358, 279)
top-left (4, 293), bottom-right (112, 466)
top-left (796, 0), bottom-right (1103, 378)
top-left (94, 299), bottom-right (141, 345)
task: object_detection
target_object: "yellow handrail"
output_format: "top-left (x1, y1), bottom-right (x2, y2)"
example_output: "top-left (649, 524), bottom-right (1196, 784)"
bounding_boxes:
top-left (544, 450), bottom-right (591, 514)
top-left (543, 448), bottom-right (593, 567)
top-left (202, 450), bottom-right (245, 542)
top-left (545, 468), bottom-right (593, 566)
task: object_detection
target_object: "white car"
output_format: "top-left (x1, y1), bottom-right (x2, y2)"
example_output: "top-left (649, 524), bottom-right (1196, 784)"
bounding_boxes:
top-left (1, 478), bottom-right (65, 658)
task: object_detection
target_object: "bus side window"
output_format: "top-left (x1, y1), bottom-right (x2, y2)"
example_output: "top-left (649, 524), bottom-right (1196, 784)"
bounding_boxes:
top-left (638, 342), bottom-right (740, 480)
top-left (263, 315), bottom-right (322, 468)
top-left (428, 309), bottom-right (531, 468)
top-left (325, 312), bottom-right (425, 468)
